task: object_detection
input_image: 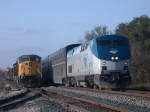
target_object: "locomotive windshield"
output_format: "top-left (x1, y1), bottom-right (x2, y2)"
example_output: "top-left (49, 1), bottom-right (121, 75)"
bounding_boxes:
top-left (114, 40), bottom-right (128, 46)
top-left (97, 40), bottom-right (112, 46)
top-left (18, 55), bottom-right (41, 62)
top-left (30, 55), bottom-right (41, 62)
top-left (18, 56), bottom-right (30, 62)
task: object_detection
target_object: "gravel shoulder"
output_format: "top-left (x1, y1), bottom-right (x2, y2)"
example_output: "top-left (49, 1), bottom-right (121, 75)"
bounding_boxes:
top-left (48, 86), bottom-right (150, 112)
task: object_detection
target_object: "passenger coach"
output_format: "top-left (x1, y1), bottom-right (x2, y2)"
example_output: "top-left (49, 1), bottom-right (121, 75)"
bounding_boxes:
top-left (41, 44), bottom-right (81, 85)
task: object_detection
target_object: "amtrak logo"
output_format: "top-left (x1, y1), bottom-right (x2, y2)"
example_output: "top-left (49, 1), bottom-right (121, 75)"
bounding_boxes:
top-left (83, 54), bottom-right (88, 67)
top-left (109, 50), bottom-right (118, 54)
top-left (83, 57), bottom-right (87, 67)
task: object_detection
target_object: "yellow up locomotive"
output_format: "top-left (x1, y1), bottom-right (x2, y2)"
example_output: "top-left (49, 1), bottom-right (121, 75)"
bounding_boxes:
top-left (13, 55), bottom-right (42, 87)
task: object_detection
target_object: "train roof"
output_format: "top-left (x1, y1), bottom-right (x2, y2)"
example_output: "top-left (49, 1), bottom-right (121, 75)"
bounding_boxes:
top-left (42, 44), bottom-right (81, 61)
top-left (17, 54), bottom-right (41, 59)
top-left (67, 35), bottom-right (130, 57)
top-left (95, 35), bottom-right (128, 40)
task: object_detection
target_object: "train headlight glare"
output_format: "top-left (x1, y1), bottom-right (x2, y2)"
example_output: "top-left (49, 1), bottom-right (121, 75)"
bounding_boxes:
top-left (124, 61), bottom-right (127, 64)
top-left (111, 57), bottom-right (114, 60)
top-left (115, 56), bottom-right (119, 60)
top-left (102, 62), bottom-right (106, 65)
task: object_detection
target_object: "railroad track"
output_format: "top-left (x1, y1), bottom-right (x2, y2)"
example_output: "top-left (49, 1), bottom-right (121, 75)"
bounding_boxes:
top-left (0, 89), bottom-right (40, 111)
top-left (58, 86), bottom-right (150, 99)
top-left (48, 86), bottom-right (150, 112)
top-left (126, 90), bottom-right (150, 95)
top-left (30, 88), bottom-right (131, 112)
top-left (1, 79), bottom-right (149, 111)
top-left (0, 82), bottom-right (131, 112)
top-left (0, 80), bottom-right (120, 112)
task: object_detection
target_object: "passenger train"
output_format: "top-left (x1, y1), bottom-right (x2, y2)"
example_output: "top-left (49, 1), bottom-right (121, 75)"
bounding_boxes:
top-left (41, 35), bottom-right (131, 90)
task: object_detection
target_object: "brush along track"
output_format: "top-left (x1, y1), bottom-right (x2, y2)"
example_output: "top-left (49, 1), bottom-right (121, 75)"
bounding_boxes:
top-left (31, 88), bottom-right (131, 112)
top-left (0, 89), bottom-right (40, 111)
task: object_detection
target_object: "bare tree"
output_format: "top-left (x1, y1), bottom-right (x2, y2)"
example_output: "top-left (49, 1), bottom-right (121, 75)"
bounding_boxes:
top-left (79, 26), bottom-right (113, 43)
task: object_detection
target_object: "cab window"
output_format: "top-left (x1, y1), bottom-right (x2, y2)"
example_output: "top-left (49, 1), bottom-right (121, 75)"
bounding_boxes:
top-left (97, 40), bottom-right (112, 46)
top-left (114, 40), bottom-right (128, 46)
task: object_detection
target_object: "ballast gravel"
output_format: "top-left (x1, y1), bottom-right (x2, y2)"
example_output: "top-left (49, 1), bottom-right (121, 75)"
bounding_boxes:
top-left (48, 86), bottom-right (150, 112)
top-left (6, 97), bottom-right (77, 112)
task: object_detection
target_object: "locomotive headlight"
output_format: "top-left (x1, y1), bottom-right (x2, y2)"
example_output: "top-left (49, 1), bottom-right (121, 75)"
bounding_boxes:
top-left (111, 56), bottom-right (114, 60)
top-left (115, 56), bottom-right (119, 60)
top-left (124, 61), bottom-right (127, 64)
top-left (102, 62), bottom-right (106, 65)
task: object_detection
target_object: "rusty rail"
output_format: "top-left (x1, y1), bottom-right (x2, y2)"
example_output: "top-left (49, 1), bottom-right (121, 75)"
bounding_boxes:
top-left (0, 90), bottom-right (40, 111)
top-left (29, 88), bottom-right (89, 112)
top-left (42, 88), bottom-right (131, 112)
top-left (59, 86), bottom-right (150, 99)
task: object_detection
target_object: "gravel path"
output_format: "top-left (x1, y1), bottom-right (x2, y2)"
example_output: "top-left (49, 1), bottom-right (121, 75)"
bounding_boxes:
top-left (48, 86), bottom-right (150, 112)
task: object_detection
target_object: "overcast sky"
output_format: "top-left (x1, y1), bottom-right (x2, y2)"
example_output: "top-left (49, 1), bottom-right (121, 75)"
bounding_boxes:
top-left (0, 0), bottom-right (150, 69)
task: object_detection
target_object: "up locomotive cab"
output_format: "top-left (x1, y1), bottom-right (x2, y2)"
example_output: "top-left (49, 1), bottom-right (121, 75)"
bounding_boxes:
top-left (14, 55), bottom-right (42, 87)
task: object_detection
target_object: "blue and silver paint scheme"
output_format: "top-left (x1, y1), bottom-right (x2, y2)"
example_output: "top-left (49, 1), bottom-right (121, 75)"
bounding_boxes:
top-left (67, 35), bottom-right (131, 89)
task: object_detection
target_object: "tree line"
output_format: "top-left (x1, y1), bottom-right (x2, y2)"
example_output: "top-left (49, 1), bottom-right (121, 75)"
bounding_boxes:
top-left (80, 14), bottom-right (150, 86)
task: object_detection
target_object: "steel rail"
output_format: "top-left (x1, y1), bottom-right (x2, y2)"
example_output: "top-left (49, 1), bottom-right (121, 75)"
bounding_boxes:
top-left (42, 88), bottom-right (131, 112)
top-left (59, 86), bottom-right (150, 99)
top-left (0, 90), bottom-right (40, 111)
top-left (29, 88), bottom-right (89, 112)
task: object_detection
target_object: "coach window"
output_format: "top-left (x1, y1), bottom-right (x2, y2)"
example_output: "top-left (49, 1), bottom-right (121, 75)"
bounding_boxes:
top-left (61, 53), bottom-right (63, 58)
top-left (55, 56), bottom-right (57, 60)
top-left (61, 67), bottom-right (63, 76)
top-left (64, 52), bottom-right (66, 57)
top-left (68, 65), bottom-right (72, 73)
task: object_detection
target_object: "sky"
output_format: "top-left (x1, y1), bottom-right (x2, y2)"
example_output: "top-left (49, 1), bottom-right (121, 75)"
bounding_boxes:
top-left (0, 0), bottom-right (150, 69)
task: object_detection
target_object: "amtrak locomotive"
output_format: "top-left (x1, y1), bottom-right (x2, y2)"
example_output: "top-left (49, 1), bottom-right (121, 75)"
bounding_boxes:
top-left (41, 35), bottom-right (131, 90)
